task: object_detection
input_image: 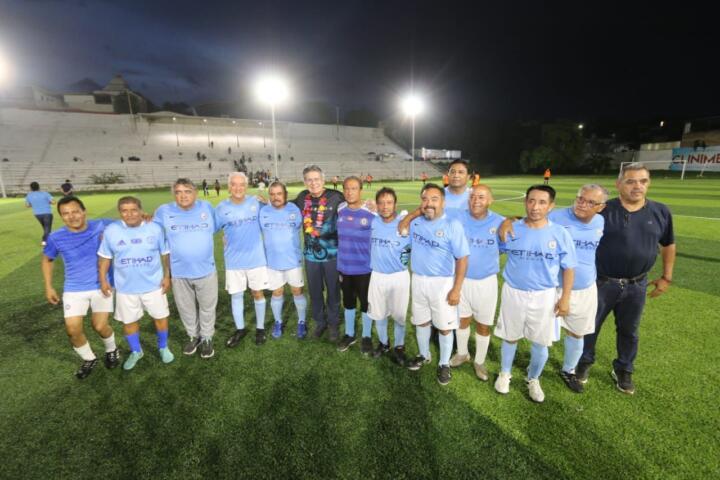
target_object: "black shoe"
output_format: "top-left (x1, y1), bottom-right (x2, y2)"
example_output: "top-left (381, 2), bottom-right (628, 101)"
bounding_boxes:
top-left (360, 337), bottom-right (373, 356)
top-left (199, 338), bottom-right (215, 359)
top-left (104, 349), bottom-right (121, 369)
top-left (372, 342), bottom-right (390, 359)
top-left (75, 359), bottom-right (98, 379)
top-left (337, 334), bottom-right (357, 352)
top-left (575, 361), bottom-right (592, 384)
top-left (611, 369), bottom-right (635, 395)
top-left (559, 370), bottom-right (584, 393)
top-left (437, 365), bottom-right (452, 385)
top-left (225, 329), bottom-right (247, 348)
top-left (255, 329), bottom-right (267, 345)
top-left (313, 325), bottom-right (327, 339)
top-left (328, 326), bottom-right (340, 342)
top-left (391, 346), bottom-right (407, 366)
top-left (407, 355), bottom-right (431, 371)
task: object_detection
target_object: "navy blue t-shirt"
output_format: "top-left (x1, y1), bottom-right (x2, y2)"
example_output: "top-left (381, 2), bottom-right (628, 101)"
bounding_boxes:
top-left (596, 198), bottom-right (674, 278)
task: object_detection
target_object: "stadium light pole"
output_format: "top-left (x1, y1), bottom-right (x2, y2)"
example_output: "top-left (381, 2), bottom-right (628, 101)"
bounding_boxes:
top-left (0, 51), bottom-right (10, 198)
top-left (232, 120), bottom-right (239, 147)
top-left (172, 117), bottom-right (179, 147)
top-left (203, 118), bottom-right (210, 146)
top-left (401, 94), bottom-right (424, 181)
top-left (259, 122), bottom-right (266, 148)
top-left (255, 75), bottom-right (289, 180)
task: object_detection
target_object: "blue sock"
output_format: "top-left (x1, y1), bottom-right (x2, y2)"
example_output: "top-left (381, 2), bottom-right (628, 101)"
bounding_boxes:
top-left (231, 293), bottom-right (245, 330)
top-left (500, 341), bottom-right (518, 373)
top-left (125, 332), bottom-right (142, 353)
top-left (293, 295), bottom-right (307, 324)
top-left (376, 318), bottom-right (388, 344)
top-left (255, 299), bottom-right (266, 329)
top-left (271, 296), bottom-right (284, 324)
top-left (563, 336), bottom-right (584, 373)
top-left (344, 308), bottom-right (356, 337)
top-left (393, 322), bottom-right (406, 347)
top-left (416, 325), bottom-right (431, 359)
top-left (361, 312), bottom-right (372, 338)
top-left (156, 330), bottom-right (168, 349)
top-left (439, 332), bottom-right (453, 366)
top-left (528, 342), bottom-right (549, 379)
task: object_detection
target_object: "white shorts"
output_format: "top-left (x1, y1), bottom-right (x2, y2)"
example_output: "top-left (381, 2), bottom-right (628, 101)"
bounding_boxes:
top-left (368, 270), bottom-right (410, 325)
top-left (225, 267), bottom-right (269, 294)
top-left (266, 267), bottom-right (304, 291)
top-left (115, 288), bottom-right (170, 324)
top-left (557, 283), bottom-right (598, 337)
top-left (411, 274), bottom-right (459, 330)
top-left (495, 284), bottom-right (558, 346)
top-left (459, 274), bottom-right (498, 325)
top-left (62, 289), bottom-right (114, 318)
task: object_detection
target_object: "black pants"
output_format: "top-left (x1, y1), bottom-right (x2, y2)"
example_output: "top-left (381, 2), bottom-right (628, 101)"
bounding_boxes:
top-left (35, 214), bottom-right (53, 242)
top-left (339, 272), bottom-right (371, 312)
top-left (580, 276), bottom-right (647, 373)
top-left (305, 258), bottom-right (341, 329)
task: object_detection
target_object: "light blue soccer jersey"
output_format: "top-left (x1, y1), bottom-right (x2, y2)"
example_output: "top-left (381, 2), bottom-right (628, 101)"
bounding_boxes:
top-left (44, 219), bottom-right (113, 292)
top-left (370, 215), bottom-right (411, 274)
top-left (461, 209), bottom-right (504, 279)
top-left (153, 200), bottom-right (216, 279)
top-left (549, 207), bottom-right (604, 290)
top-left (25, 191), bottom-right (53, 215)
top-left (337, 204), bottom-right (375, 275)
top-left (260, 202), bottom-right (302, 271)
top-left (410, 213), bottom-right (470, 277)
top-left (499, 220), bottom-right (577, 291)
top-left (444, 187), bottom-right (470, 216)
top-left (98, 221), bottom-right (168, 294)
top-left (215, 196), bottom-right (267, 270)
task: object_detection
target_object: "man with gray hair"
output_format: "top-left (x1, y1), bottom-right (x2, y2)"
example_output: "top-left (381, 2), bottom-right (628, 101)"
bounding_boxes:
top-left (154, 178), bottom-right (219, 359)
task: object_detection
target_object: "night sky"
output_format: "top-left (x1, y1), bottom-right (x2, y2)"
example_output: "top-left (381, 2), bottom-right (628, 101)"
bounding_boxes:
top-left (1, 0), bottom-right (717, 123)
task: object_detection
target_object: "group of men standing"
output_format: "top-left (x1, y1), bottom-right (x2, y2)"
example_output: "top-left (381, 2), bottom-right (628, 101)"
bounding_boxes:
top-left (41, 160), bottom-right (674, 402)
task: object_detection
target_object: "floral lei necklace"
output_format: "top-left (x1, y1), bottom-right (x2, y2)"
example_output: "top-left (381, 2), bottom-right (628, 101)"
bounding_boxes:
top-left (303, 193), bottom-right (327, 238)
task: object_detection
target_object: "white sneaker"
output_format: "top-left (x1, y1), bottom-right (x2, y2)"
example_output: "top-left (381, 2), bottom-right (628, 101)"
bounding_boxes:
top-left (494, 371), bottom-right (511, 394)
top-left (527, 378), bottom-right (545, 403)
top-left (449, 353), bottom-right (471, 367)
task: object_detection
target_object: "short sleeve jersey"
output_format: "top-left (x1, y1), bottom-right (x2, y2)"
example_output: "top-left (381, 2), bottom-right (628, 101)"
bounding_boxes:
top-left (26, 191), bottom-right (53, 215)
top-left (443, 187), bottom-right (470, 216)
top-left (153, 200), bottom-right (216, 279)
top-left (410, 213), bottom-right (470, 277)
top-left (370, 215), bottom-right (411, 274)
top-left (260, 202), bottom-right (303, 271)
top-left (549, 207), bottom-right (604, 290)
top-left (214, 197), bottom-right (267, 270)
top-left (292, 189), bottom-right (345, 263)
top-left (460, 209), bottom-right (504, 280)
top-left (337, 204), bottom-right (375, 275)
top-left (499, 220), bottom-right (577, 291)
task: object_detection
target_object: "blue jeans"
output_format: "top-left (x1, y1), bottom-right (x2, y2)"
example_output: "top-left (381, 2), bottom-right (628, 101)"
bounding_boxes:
top-left (305, 258), bottom-right (340, 330)
top-left (35, 214), bottom-right (53, 242)
top-left (580, 276), bottom-right (647, 373)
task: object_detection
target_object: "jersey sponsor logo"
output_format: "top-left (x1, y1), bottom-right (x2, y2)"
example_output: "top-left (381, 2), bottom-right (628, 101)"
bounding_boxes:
top-left (170, 223), bottom-right (210, 232)
top-left (371, 237), bottom-right (402, 247)
top-left (574, 239), bottom-right (600, 250)
top-left (469, 237), bottom-right (496, 247)
top-left (119, 256), bottom-right (154, 266)
top-left (507, 249), bottom-right (558, 260)
top-left (225, 216), bottom-right (258, 228)
top-left (263, 221), bottom-right (295, 229)
top-left (413, 232), bottom-right (441, 248)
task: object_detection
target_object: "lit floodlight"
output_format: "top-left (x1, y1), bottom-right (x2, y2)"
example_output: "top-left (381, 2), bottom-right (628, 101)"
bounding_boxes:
top-left (659, 120), bottom-right (665, 127)
top-left (0, 53), bottom-right (10, 86)
top-left (401, 94), bottom-right (424, 117)
top-left (255, 75), bottom-right (289, 105)
top-left (578, 123), bottom-right (584, 130)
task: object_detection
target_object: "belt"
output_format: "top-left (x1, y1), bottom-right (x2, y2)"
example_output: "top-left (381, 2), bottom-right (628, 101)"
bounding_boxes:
top-left (598, 274), bottom-right (647, 285)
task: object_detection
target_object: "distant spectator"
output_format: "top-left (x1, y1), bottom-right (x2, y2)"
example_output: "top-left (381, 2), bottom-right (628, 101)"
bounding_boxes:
top-left (120, 156), bottom-right (124, 164)
top-left (208, 162), bottom-right (212, 171)
top-left (25, 182), bottom-right (55, 246)
top-left (278, 154), bottom-right (282, 161)
top-left (332, 175), bottom-right (339, 189)
top-left (228, 147), bottom-right (232, 155)
top-left (61, 180), bottom-right (74, 196)
top-left (73, 157), bottom-right (79, 162)
top-left (543, 168), bottom-right (551, 185)
top-left (202, 179), bottom-right (209, 197)
top-left (214, 179), bottom-right (221, 196)
top-left (210, 141), bottom-right (214, 149)
top-left (421, 171), bottom-right (428, 185)
top-left (2, 158), bottom-right (8, 162)
top-left (158, 154), bottom-right (163, 160)
top-left (202, 154), bottom-right (207, 160)
top-left (196, 152), bottom-right (201, 160)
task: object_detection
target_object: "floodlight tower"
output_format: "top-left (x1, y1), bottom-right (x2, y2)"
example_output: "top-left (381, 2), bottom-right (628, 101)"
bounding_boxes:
top-left (401, 94), bottom-right (424, 181)
top-left (0, 50), bottom-right (11, 198)
top-left (255, 75), bottom-right (289, 180)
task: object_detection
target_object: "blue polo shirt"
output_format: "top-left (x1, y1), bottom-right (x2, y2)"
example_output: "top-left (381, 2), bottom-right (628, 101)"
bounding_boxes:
top-left (26, 191), bottom-right (53, 215)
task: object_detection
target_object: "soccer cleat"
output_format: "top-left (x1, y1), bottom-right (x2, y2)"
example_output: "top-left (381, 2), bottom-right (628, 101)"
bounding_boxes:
top-left (611, 369), bottom-right (636, 395)
top-left (372, 342), bottom-right (390, 359)
top-left (271, 322), bottom-right (282, 339)
top-left (199, 339), bottom-right (214, 359)
top-left (407, 355), bottom-right (431, 371)
top-left (575, 361), bottom-right (592, 384)
top-left (391, 346), bottom-right (407, 367)
top-left (225, 329), bottom-right (247, 348)
top-left (437, 365), bottom-right (452, 385)
top-left (104, 349), bottom-right (121, 369)
top-left (296, 322), bottom-right (307, 339)
top-left (183, 337), bottom-right (201, 355)
top-left (449, 353), bottom-right (471, 368)
top-left (75, 358), bottom-right (98, 379)
top-left (337, 334), bottom-right (357, 352)
top-left (123, 351), bottom-right (144, 371)
top-left (527, 378), bottom-right (545, 403)
top-left (159, 347), bottom-right (175, 364)
top-left (494, 372), bottom-right (512, 394)
top-left (255, 329), bottom-right (267, 345)
top-left (559, 370), bottom-right (584, 393)
top-left (360, 337), bottom-right (373, 356)
top-left (473, 362), bottom-right (489, 381)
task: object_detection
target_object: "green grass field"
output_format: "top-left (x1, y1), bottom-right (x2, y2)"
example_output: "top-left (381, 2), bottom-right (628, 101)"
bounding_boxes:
top-left (1, 175), bottom-right (718, 479)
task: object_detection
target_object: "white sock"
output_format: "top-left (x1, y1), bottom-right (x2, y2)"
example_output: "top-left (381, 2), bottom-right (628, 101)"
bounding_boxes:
top-left (73, 342), bottom-right (96, 361)
top-left (475, 333), bottom-right (490, 365)
top-left (101, 332), bottom-right (117, 353)
top-left (455, 326), bottom-right (470, 356)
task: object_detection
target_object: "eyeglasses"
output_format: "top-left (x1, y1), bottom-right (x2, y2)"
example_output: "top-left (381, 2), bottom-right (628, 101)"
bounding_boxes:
top-left (575, 196), bottom-right (604, 208)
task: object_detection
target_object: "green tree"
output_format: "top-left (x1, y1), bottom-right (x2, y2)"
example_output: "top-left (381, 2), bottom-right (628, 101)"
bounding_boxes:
top-left (519, 121), bottom-right (585, 173)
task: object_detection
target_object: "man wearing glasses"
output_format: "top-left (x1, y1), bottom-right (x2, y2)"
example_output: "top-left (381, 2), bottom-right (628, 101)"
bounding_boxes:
top-left (576, 164), bottom-right (675, 394)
